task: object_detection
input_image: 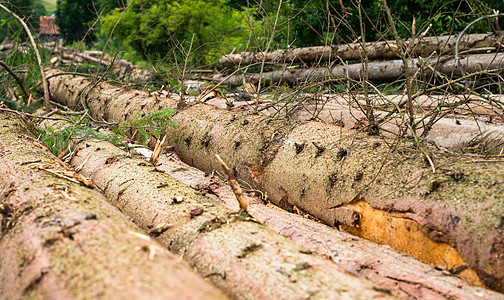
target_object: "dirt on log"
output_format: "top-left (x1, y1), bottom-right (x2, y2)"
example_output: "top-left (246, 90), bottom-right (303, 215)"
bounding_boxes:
top-left (214, 52), bottom-right (504, 86)
top-left (46, 70), bottom-right (504, 293)
top-left (0, 112), bottom-right (227, 300)
top-left (154, 149), bottom-right (504, 300)
top-left (69, 139), bottom-right (395, 300)
top-left (219, 32), bottom-right (504, 67)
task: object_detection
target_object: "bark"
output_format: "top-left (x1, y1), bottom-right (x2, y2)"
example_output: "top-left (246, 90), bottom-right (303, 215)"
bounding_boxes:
top-left (165, 104), bottom-right (504, 292)
top-left (0, 112), bottom-right (226, 299)
top-left (214, 52), bottom-right (504, 86)
top-left (154, 149), bottom-right (504, 300)
top-left (205, 95), bottom-right (504, 154)
top-left (45, 70), bottom-right (504, 293)
top-left (219, 32), bottom-right (504, 67)
top-left (69, 139), bottom-right (395, 300)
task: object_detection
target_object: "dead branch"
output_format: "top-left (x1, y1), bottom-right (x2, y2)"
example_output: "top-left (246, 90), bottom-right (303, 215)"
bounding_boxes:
top-left (215, 154), bottom-right (249, 213)
top-left (0, 4), bottom-right (50, 112)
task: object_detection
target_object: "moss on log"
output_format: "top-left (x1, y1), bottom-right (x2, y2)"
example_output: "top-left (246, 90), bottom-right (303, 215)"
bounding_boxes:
top-left (0, 112), bottom-right (227, 299)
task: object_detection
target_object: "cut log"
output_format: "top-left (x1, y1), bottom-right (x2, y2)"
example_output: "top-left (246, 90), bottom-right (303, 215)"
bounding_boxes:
top-left (214, 52), bottom-right (504, 86)
top-left (0, 112), bottom-right (226, 299)
top-left (153, 149), bottom-right (504, 300)
top-left (45, 69), bottom-right (504, 293)
top-left (68, 139), bottom-right (395, 299)
top-left (219, 32), bottom-right (504, 67)
top-left (204, 95), bottom-right (504, 154)
top-left (165, 104), bottom-right (504, 292)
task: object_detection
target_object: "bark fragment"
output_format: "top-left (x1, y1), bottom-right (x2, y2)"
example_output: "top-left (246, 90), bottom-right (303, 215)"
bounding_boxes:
top-left (0, 112), bottom-right (227, 299)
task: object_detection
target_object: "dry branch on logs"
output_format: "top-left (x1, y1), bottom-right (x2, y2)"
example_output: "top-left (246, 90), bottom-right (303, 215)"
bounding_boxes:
top-left (219, 32), bottom-right (504, 67)
top-left (0, 112), bottom-right (226, 300)
top-left (45, 70), bottom-right (504, 293)
top-left (0, 4), bottom-right (50, 112)
top-left (68, 139), bottom-right (395, 299)
top-left (214, 52), bottom-right (504, 86)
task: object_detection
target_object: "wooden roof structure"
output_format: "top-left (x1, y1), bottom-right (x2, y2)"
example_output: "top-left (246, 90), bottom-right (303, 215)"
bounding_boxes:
top-left (39, 16), bottom-right (59, 36)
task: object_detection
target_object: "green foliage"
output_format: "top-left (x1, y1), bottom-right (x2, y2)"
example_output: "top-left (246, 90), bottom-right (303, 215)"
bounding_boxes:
top-left (0, 0), bottom-right (47, 43)
top-left (34, 124), bottom-right (126, 156)
top-left (55, 0), bottom-right (121, 43)
top-left (231, 0), bottom-right (504, 49)
top-left (115, 108), bottom-right (177, 145)
top-left (98, 0), bottom-right (257, 65)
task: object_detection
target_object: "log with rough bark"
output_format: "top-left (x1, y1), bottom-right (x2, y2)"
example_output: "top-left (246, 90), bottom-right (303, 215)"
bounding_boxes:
top-left (0, 112), bottom-right (227, 299)
top-left (45, 69), bottom-right (504, 293)
top-left (214, 52), bottom-right (504, 86)
top-left (68, 139), bottom-right (395, 299)
top-left (204, 95), bottom-right (504, 154)
top-left (153, 149), bottom-right (504, 300)
top-left (219, 32), bottom-right (504, 67)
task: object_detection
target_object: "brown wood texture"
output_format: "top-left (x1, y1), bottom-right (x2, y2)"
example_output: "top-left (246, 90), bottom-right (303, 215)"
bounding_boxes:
top-left (154, 149), bottom-right (504, 300)
top-left (69, 139), bottom-right (395, 300)
top-left (0, 112), bottom-right (227, 300)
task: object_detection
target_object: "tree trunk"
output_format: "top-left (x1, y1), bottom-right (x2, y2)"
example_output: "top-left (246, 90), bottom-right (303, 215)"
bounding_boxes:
top-left (214, 52), bottom-right (504, 86)
top-left (0, 112), bottom-right (227, 300)
top-left (205, 95), bottom-right (504, 154)
top-left (46, 69), bottom-right (504, 293)
top-left (154, 148), bottom-right (504, 300)
top-left (219, 32), bottom-right (504, 67)
top-left (69, 139), bottom-right (394, 300)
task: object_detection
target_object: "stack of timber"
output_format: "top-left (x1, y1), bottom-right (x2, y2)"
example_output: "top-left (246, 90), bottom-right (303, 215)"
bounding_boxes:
top-left (214, 32), bottom-right (504, 86)
top-left (0, 112), bottom-right (226, 299)
top-left (0, 42), bottom-right (151, 81)
top-left (46, 69), bottom-right (504, 295)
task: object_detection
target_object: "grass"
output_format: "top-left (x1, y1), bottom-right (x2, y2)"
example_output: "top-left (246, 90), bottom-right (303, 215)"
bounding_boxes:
top-left (41, 0), bottom-right (57, 15)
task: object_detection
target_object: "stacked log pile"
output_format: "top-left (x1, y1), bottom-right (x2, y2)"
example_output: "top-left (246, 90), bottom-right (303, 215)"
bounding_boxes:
top-left (214, 32), bottom-right (504, 86)
top-left (45, 69), bottom-right (504, 295)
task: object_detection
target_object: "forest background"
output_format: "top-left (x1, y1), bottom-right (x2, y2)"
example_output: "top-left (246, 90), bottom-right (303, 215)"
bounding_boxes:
top-left (2, 0), bottom-right (503, 69)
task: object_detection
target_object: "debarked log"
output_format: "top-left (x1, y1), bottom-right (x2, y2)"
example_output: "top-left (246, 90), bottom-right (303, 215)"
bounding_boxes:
top-left (0, 112), bottom-right (227, 300)
top-left (219, 32), bottom-right (504, 67)
top-left (214, 52), bottom-right (504, 86)
top-left (69, 139), bottom-right (395, 300)
top-left (45, 69), bottom-right (504, 293)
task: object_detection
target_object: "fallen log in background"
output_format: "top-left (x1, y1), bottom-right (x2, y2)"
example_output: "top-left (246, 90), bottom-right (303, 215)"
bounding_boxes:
top-left (205, 95), bottom-right (504, 153)
top-left (219, 32), bottom-right (504, 67)
top-left (154, 150), bottom-right (503, 300)
top-left (69, 139), bottom-right (394, 299)
top-left (45, 70), bottom-right (504, 292)
top-left (0, 112), bottom-right (226, 299)
top-left (214, 52), bottom-right (504, 86)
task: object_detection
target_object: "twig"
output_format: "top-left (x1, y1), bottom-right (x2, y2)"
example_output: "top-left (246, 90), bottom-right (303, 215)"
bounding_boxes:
top-left (0, 4), bottom-right (51, 112)
top-left (0, 60), bottom-right (30, 104)
top-left (0, 107), bottom-right (73, 122)
top-left (215, 154), bottom-right (249, 213)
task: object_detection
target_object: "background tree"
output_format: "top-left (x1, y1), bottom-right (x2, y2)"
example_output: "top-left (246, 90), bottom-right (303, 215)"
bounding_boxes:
top-left (98, 0), bottom-right (256, 65)
top-left (55, 0), bottom-right (121, 44)
top-left (0, 0), bottom-right (47, 43)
